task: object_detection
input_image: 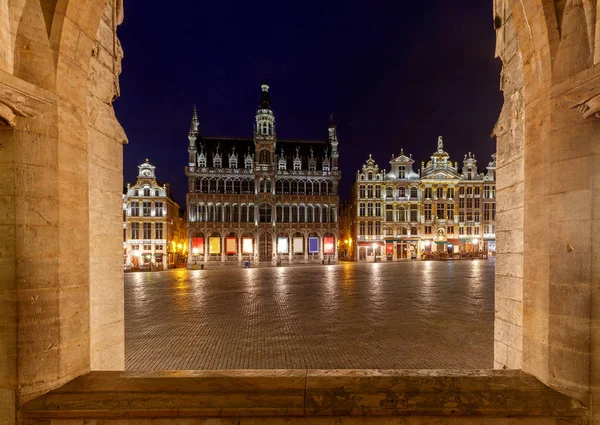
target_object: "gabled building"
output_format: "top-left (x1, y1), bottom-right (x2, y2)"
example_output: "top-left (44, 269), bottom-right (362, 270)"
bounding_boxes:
top-left (347, 137), bottom-right (496, 261)
top-left (123, 160), bottom-right (187, 270)
top-left (185, 80), bottom-right (341, 266)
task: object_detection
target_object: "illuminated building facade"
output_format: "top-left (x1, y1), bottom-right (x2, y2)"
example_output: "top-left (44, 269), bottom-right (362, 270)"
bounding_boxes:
top-left (185, 80), bottom-right (341, 266)
top-left (123, 160), bottom-right (187, 270)
top-left (348, 137), bottom-right (496, 262)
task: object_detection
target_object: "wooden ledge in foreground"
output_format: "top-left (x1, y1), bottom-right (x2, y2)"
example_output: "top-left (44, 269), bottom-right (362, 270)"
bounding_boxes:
top-left (19, 369), bottom-right (586, 420)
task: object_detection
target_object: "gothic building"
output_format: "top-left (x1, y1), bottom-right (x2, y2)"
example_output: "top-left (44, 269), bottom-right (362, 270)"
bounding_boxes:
top-left (185, 80), bottom-right (341, 266)
top-left (348, 137), bottom-right (496, 262)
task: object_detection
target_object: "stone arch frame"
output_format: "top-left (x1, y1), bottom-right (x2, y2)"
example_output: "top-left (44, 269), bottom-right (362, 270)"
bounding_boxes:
top-left (189, 230), bottom-right (206, 258)
top-left (2, 0), bottom-right (599, 421)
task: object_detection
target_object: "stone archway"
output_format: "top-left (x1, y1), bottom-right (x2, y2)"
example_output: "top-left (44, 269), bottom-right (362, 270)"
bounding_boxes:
top-left (1, 0), bottom-right (126, 417)
top-left (1, 0), bottom-right (599, 423)
top-left (494, 0), bottom-right (599, 407)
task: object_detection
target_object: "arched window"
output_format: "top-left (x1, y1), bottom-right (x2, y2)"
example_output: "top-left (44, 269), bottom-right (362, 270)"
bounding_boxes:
top-left (411, 226), bottom-right (418, 236)
top-left (232, 204), bottom-right (239, 222)
top-left (241, 205), bottom-right (248, 222)
top-left (330, 206), bottom-right (336, 223)
top-left (398, 187), bottom-right (406, 197)
top-left (265, 179), bottom-right (272, 193)
top-left (224, 204), bottom-right (231, 222)
top-left (248, 204), bottom-right (255, 222)
top-left (306, 181), bottom-right (313, 195)
top-left (410, 187), bottom-right (418, 198)
top-left (291, 205), bottom-right (298, 223)
top-left (386, 187), bottom-right (393, 198)
top-left (208, 204), bottom-right (215, 222)
top-left (323, 205), bottom-right (329, 223)
top-left (259, 204), bottom-right (272, 223)
top-left (259, 149), bottom-right (271, 164)
top-left (315, 205), bottom-right (321, 223)
top-left (276, 205), bottom-right (283, 222)
top-left (402, 227), bottom-right (408, 235)
top-left (194, 179), bottom-right (201, 192)
top-left (367, 172), bottom-right (373, 180)
top-left (276, 181), bottom-right (283, 194)
top-left (437, 187), bottom-right (444, 199)
top-left (291, 181), bottom-right (298, 194)
top-left (282, 205), bottom-right (289, 223)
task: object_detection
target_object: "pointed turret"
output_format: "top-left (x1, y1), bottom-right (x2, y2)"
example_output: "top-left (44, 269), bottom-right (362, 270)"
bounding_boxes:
top-left (188, 105), bottom-right (199, 166)
top-left (254, 79), bottom-right (275, 139)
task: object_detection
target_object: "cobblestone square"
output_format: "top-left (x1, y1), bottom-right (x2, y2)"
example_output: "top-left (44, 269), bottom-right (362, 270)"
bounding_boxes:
top-left (125, 260), bottom-right (494, 370)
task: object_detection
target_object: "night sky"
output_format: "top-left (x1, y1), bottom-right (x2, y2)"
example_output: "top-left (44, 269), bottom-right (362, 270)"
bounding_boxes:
top-left (114, 0), bottom-right (503, 205)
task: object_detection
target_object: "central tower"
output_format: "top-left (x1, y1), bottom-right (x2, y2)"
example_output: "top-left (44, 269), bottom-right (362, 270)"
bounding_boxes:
top-left (254, 79), bottom-right (276, 168)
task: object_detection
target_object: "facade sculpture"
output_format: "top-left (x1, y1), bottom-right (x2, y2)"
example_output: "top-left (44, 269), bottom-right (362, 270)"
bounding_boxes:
top-left (185, 81), bottom-right (341, 266)
top-left (348, 137), bottom-right (496, 262)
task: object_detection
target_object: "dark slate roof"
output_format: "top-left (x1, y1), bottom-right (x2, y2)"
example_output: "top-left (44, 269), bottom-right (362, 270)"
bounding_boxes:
top-left (195, 136), bottom-right (332, 170)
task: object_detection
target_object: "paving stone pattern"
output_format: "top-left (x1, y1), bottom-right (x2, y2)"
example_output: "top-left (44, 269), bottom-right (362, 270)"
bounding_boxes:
top-left (125, 260), bottom-right (494, 370)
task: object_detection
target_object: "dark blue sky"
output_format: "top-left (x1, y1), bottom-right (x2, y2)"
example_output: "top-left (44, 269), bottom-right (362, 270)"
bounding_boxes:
top-left (115, 0), bottom-right (503, 205)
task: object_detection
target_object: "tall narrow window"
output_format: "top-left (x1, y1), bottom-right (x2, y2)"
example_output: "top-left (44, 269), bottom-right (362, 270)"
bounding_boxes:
top-left (154, 202), bottom-right (163, 217)
top-left (155, 223), bottom-right (163, 239)
top-left (143, 223), bottom-right (152, 239)
top-left (131, 222), bottom-right (139, 239)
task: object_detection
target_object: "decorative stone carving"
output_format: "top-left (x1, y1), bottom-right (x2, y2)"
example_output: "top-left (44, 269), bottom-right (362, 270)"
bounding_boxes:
top-left (556, 67), bottom-right (600, 118)
top-left (0, 69), bottom-right (56, 127)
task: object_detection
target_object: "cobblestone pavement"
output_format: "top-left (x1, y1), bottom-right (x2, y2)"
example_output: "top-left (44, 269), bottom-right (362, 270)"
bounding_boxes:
top-left (125, 260), bottom-right (494, 370)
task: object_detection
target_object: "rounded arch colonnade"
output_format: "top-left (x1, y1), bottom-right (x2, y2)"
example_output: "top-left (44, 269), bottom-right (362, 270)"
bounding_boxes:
top-left (1, 0), bottom-right (598, 422)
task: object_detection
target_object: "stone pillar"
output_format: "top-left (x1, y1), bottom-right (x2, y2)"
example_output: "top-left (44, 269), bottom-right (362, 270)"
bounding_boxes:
top-left (221, 234), bottom-right (225, 263)
top-left (304, 234), bottom-right (309, 262)
top-left (288, 236), bottom-right (293, 263)
top-left (238, 235), bottom-right (242, 263)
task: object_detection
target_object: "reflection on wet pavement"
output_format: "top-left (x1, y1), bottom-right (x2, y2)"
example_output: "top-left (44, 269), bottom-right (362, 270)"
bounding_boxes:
top-left (126, 260), bottom-right (494, 370)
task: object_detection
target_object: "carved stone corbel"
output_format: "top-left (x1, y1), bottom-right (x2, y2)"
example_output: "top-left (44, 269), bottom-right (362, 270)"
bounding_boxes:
top-left (555, 65), bottom-right (600, 119)
top-left (0, 69), bottom-right (56, 128)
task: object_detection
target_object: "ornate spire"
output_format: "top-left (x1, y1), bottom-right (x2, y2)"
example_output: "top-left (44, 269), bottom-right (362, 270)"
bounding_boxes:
top-left (189, 105), bottom-right (199, 138)
top-left (259, 80), bottom-right (271, 110)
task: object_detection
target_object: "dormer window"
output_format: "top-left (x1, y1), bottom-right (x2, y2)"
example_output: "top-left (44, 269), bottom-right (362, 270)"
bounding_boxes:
top-left (323, 160), bottom-right (330, 172)
top-left (143, 188), bottom-right (150, 196)
top-left (294, 157), bottom-right (301, 171)
top-left (245, 155), bottom-right (253, 169)
top-left (278, 157), bottom-right (286, 170)
top-left (213, 154), bottom-right (222, 168)
top-left (229, 155), bottom-right (238, 169)
top-left (198, 153), bottom-right (207, 168)
top-left (308, 160), bottom-right (316, 171)
top-left (399, 167), bottom-right (406, 179)
top-left (368, 172), bottom-right (373, 180)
